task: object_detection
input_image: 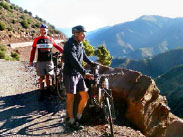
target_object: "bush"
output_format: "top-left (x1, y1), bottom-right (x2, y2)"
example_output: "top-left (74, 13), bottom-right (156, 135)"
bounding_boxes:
top-left (28, 12), bottom-right (32, 16)
top-left (0, 44), bottom-right (7, 59)
top-left (0, 21), bottom-right (6, 31)
top-left (7, 27), bottom-right (12, 31)
top-left (11, 52), bottom-right (20, 61)
top-left (20, 14), bottom-right (26, 20)
top-left (20, 20), bottom-right (29, 29)
top-left (10, 4), bottom-right (19, 11)
top-left (4, 55), bottom-right (11, 60)
top-left (27, 18), bottom-right (32, 24)
top-left (24, 9), bottom-right (28, 14)
top-left (0, 51), bottom-right (5, 59)
top-left (0, 2), bottom-right (11, 11)
top-left (32, 23), bottom-right (40, 28)
top-left (0, 44), bottom-right (7, 52)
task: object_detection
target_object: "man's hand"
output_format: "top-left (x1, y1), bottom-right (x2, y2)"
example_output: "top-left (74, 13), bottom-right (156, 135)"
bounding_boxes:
top-left (29, 62), bottom-right (33, 67)
top-left (84, 73), bottom-right (94, 80)
top-left (92, 62), bottom-right (100, 66)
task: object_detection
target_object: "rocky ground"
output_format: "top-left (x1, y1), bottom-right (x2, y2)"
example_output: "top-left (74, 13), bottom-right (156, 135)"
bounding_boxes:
top-left (0, 45), bottom-right (146, 137)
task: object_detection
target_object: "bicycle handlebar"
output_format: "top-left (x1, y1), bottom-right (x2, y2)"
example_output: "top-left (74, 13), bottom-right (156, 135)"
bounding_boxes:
top-left (52, 52), bottom-right (62, 59)
top-left (99, 72), bottom-right (124, 78)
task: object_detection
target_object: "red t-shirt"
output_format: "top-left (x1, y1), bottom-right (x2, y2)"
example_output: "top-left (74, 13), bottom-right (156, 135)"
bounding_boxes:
top-left (30, 36), bottom-right (63, 62)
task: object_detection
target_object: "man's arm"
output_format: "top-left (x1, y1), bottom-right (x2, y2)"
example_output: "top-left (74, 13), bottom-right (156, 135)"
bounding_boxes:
top-left (51, 37), bottom-right (63, 53)
top-left (29, 38), bottom-right (37, 66)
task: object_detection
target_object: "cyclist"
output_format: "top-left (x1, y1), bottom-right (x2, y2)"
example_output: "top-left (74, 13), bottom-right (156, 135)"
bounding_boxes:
top-left (29, 24), bottom-right (63, 100)
top-left (63, 25), bottom-right (95, 129)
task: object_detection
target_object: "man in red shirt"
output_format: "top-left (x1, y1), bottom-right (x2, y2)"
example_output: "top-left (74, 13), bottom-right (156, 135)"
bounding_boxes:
top-left (29, 24), bottom-right (63, 100)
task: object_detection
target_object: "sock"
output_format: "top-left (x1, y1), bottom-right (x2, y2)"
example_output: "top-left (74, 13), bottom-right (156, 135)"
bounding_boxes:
top-left (76, 113), bottom-right (82, 120)
top-left (69, 118), bottom-right (75, 124)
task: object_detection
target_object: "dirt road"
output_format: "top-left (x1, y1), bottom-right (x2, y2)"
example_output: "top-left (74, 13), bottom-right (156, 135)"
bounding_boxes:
top-left (9, 40), bottom-right (64, 48)
top-left (0, 60), bottom-right (67, 136)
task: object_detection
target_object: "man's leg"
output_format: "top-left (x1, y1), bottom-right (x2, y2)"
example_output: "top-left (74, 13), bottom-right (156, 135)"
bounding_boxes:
top-left (66, 93), bottom-right (75, 123)
top-left (77, 91), bottom-right (89, 120)
top-left (39, 76), bottom-right (44, 90)
top-left (46, 74), bottom-right (50, 88)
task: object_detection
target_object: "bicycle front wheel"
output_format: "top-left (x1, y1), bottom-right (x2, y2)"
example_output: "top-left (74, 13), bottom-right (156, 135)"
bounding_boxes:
top-left (56, 79), bottom-right (66, 100)
top-left (104, 97), bottom-right (114, 137)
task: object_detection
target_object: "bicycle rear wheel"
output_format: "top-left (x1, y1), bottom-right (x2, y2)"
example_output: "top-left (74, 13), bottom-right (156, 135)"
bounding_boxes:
top-left (103, 97), bottom-right (114, 137)
top-left (56, 78), bottom-right (66, 100)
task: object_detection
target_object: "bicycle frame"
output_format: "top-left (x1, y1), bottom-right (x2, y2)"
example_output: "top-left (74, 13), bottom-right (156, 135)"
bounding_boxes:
top-left (52, 52), bottom-right (66, 100)
top-left (88, 64), bottom-right (116, 137)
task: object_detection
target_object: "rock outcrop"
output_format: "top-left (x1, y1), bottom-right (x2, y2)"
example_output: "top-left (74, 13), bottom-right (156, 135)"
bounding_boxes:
top-left (99, 66), bottom-right (183, 137)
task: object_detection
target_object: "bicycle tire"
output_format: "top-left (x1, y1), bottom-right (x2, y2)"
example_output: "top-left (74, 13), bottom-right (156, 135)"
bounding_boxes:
top-left (56, 78), bottom-right (66, 100)
top-left (104, 97), bottom-right (114, 137)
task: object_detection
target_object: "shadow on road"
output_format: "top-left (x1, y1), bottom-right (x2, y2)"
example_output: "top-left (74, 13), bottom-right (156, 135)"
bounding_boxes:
top-left (0, 89), bottom-right (66, 136)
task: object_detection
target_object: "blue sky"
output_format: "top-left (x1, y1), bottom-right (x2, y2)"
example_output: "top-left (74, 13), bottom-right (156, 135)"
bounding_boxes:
top-left (10, 0), bottom-right (183, 31)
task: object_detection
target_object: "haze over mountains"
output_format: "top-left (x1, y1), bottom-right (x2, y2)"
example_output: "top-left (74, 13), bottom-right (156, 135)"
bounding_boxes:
top-left (85, 15), bottom-right (183, 59)
top-left (111, 48), bottom-right (183, 78)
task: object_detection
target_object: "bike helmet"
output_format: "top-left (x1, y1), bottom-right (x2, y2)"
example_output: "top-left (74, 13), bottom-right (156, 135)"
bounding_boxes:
top-left (40, 24), bottom-right (48, 29)
top-left (72, 25), bottom-right (86, 34)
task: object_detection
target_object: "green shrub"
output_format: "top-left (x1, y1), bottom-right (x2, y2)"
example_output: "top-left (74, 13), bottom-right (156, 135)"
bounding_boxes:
top-left (11, 52), bottom-right (20, 61)
top-left (20, 20), bottom-right (29, 29)
top-left (0, 44), bottom-right (7, 59)
top-left (27, 18), bottom-right (32, 24)
top-left (0, 44), bottom-right (7, 52)
top-left (7, 27), bottom-right (12, 31)
top-left (0, 51), bottom-right (5, 59)
top-left (0, 21), bottom-right (6, 31)
top-left (28, 12), bottom-right (32, 16)
top-left (4, 55), bottom-right (11, 60)
top-left (20, 14), bottom-right (26, 20)
top-left (24, 9), bottom-right (28, 14)
top-left (10, 4), bottom-right (19, 11)
top-left (0, 2), bottom-right (11, 11)
top-left (5, 0), bottom-right (10, 3)
top-left (32, 22), bottom-right (40, 28)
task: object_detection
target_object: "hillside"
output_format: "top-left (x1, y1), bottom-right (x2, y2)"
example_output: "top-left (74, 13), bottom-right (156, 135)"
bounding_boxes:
top-left (155, 65), bottom-right (183, 117)
top-left (86, 15), bottom-right (183, 59)
top-left (111, 48), bottom-right (183, 78)
top-left (0, 0), bottom-right (65, 44)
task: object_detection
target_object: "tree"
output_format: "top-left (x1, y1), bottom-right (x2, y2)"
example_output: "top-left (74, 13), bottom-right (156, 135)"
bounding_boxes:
top-left (83, 40), bottom-right (112, 66)
top-left (82, 40), bottom-right (94, 56)
top-left (95, 45), bottom-right (113, 66)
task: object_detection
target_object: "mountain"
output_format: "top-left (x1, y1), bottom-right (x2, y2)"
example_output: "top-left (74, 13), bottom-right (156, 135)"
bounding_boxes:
top-left (86, 15), bottom-right (183, 59)
top-left (155, 65), bottom-right (183, 117)
top-left (111, 48), bottom-right (183, 78)
top-left (57, 28), bottom-right (72, 38)
top-left (0, 0), bottom-right (64, 44)
top-left (58, 26), bottom-right (110, 39)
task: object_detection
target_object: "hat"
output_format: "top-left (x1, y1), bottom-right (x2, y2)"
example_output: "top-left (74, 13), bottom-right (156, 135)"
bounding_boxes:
top-left (40, 24), bottom-right (48, 29)
top-left (72, 25), bottom-right (86, 34)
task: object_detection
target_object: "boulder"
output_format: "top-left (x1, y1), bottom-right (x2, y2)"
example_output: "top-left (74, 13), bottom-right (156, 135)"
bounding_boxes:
top-left (98, 65), bottom-right (183, 137)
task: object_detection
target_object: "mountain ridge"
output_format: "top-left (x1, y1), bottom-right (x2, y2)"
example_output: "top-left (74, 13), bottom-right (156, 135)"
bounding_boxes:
top-left (111, 48), bottom-right (183, 78)
top-left (86, 15), bottom-right (183, 59)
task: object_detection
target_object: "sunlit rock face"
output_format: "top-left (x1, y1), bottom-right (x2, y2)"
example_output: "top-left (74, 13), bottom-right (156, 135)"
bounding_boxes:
top-left (99, 65), bottom-right (183, 137)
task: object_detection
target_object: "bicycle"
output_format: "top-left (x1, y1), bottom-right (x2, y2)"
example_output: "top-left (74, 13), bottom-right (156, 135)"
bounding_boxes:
top-left (52, 52), bottom-right (66, 100)
top-left (87, 64), bottom-right (117, 137)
